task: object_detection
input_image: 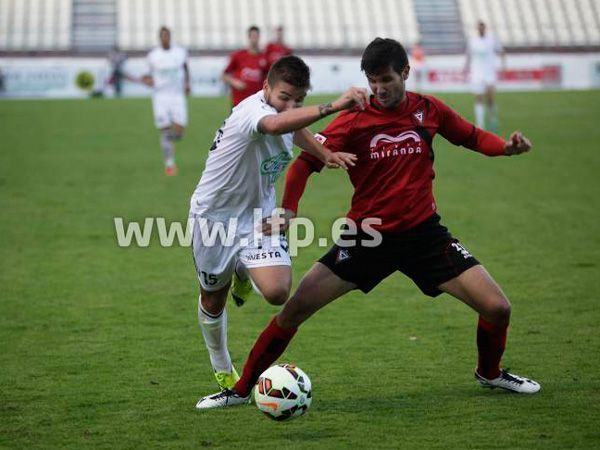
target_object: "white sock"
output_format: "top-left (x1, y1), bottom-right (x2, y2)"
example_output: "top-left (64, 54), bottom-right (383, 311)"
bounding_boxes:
top-left (160, 130), bottom-right (175, 167)
top-left (198, 296), bottom-right (232, 373)
top-left (475, 102), bottom-right (485, 129)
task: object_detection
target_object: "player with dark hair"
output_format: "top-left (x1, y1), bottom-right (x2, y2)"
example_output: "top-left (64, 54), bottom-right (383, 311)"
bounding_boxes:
top-left (196, 38), bottom-right (540, 409)
top-left (191, 55), bottom-right (366, 394)
top-left (222, 26), bottom-right (269, 107)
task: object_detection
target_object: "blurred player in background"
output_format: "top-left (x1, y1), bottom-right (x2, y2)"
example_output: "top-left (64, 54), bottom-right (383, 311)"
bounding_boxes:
top-left (222, 26), bottom-right (269, 107)
top-left (464, 20), bottom-right (505, 132)
top-left (108, 45), bottom-right (127, 97)
top-left (141, 26), bottom-right (190, 176)
top-left (265, 26), bottom-right (293, 67)
top-left (410, 40), bottom-right (425, 92)
top-left (196, 37), bottom-right (539, 410)
top-left (191, 55), bottom-right (364, 394)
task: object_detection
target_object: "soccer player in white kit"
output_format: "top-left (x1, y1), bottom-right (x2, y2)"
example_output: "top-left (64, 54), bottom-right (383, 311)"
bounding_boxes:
top-left (189, 55), bottom-right (367, 392)
top-left (142, 27), bottom-right (190, 176)
top-left (464, 21), bottom-right (505, 132)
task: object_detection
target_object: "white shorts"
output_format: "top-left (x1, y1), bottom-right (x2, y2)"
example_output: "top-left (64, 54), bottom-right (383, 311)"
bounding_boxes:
top-left (471, 68), bottom-right (497, 95)
top-left (152, 94), bottom-right (188, 129)
top-left (191, 218), bottom-right (291, 291)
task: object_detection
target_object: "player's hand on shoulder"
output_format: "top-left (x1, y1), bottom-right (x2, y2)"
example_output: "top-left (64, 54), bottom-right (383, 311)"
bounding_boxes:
top-left (332, 87), bottom-right (368, 112)
top-left (504, 131), bottom-right (532, 156)
top-left (325, 151), bottom-right (357, 170)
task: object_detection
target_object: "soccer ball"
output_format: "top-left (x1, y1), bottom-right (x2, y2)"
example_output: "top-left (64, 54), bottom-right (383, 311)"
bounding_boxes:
top-left (254, 364), bottom-right (312, 421)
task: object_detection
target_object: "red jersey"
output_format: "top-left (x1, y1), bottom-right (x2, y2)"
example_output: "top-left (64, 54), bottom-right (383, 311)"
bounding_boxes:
top-left (283, 92), bottom-right (506, 232)
top-left (223, 49), bottom-right (269, 106)
top-left (265, 41), bottom-right (293, 66)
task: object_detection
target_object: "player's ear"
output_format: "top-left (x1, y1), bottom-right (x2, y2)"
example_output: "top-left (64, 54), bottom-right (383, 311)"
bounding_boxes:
top-left (403, 65), bottom-right (410, 80)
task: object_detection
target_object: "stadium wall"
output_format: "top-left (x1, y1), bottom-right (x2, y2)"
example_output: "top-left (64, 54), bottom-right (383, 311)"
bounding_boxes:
top-left (1, 53), bottom-right (599, 98)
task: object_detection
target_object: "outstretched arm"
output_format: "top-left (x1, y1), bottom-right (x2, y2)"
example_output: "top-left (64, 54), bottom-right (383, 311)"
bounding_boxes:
top-left (258, 87), bottom-right (367, 135)
top-left (436, 98), bottom-right (532, 156)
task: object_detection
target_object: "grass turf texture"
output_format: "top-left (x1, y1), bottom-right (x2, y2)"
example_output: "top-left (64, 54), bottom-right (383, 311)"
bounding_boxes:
top-left (1, 91), bottom-right (599, 449)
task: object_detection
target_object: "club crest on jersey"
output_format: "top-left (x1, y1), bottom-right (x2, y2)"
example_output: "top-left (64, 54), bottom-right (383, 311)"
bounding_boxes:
top-left (413, 109), bottom-right (424, 123)
top-left (314, 133), bottom-right (327, 144)
top-left (336, 248), bottom-right (351, 263)
top-left (369, 131), bottom-right (422, 160)
top-left (261, 151), bottom-right (293, 183)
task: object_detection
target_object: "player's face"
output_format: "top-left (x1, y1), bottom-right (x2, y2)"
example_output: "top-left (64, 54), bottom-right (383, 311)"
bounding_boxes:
top-left (366, 65), bottom-right (409, 109)
top-left (478, 22), bottom-right (486, 36)
top-left (248, 30), bottom-right (260, 49)
top-left (160, 30), bottom-right (171, 49)
top-left (264, 80), bottom-right (307, 112)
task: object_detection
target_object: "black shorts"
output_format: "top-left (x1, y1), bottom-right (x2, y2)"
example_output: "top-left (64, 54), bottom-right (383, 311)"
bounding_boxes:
top-left (318, 214), bottom-right (480, 297)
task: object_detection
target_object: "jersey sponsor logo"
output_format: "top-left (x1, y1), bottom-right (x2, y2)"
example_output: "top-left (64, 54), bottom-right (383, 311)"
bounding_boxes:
top-left (413, 109), bottom-right (424, 123)
top-left (240, 67), bottom-right (264, 82)
top-left (369, 131), bottom-right (422, 160)
top-left (245, 250), bottom-right (283, 261)
top-left (314, 133), bottom-right (327, 144)
top-left (260, 151), bottom-right (293, 183)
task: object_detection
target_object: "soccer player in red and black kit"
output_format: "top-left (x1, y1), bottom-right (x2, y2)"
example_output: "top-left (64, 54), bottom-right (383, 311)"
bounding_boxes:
top-left (197, 37), bottom-right (539, 409)
top-left (222, 25), bottom-right (269, 107)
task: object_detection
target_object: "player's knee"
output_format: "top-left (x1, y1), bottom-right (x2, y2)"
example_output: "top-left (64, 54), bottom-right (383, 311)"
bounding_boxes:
top-left (488, 297), bottom-right (511, 325)
top-left (171, 125), bottom-right (185, 140)
top-left (262, 286), bottom-right (290, 306)
top-left (199, 293), bottom-right (225, 316)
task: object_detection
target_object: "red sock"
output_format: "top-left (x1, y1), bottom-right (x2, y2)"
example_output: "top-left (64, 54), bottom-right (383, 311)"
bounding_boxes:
top-left (476, 316), bottom-right (508, 379)
top-left (234, 316), bottom-right (297, 396)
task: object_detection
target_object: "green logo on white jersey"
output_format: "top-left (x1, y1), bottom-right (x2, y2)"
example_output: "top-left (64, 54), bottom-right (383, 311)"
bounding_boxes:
top-left (261, 151), bottom-right (292, 183)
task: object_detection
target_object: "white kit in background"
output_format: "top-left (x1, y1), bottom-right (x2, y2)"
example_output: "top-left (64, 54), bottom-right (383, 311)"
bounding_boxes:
top-left (147, 45), bottom-right (189, 128)
top-left (467, 32), bottom-right (503, 94)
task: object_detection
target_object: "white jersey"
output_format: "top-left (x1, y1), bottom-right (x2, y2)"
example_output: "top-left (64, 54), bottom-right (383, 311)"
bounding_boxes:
top-left (147, 45), bottom-right (188, 97)
top-left (190, 91), bottom-right (295, 236)
top-left (467, 34), bottom-right (502, 74)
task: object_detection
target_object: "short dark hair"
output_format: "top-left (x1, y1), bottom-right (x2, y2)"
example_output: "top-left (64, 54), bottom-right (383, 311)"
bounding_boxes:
top-left (248, 25), bottom-right (260, 35)
top-left (267, 55), bottom-right (311, 89)
top-left (159, 26), bottom-right (170, 35)
top-left (361, 38), bottom-right (409, 75)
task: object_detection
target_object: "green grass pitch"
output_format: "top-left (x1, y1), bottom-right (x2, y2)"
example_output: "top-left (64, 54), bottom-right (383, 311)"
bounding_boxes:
top-left (1, 90), bottom-right (599, 448)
